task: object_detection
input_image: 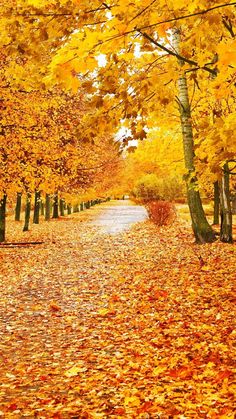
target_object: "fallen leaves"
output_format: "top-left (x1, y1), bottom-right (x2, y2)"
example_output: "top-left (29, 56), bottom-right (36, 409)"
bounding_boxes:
top-left (0, 203), bottom-right (235, 417)
top-left (65, 365), bottom-right (87, 377)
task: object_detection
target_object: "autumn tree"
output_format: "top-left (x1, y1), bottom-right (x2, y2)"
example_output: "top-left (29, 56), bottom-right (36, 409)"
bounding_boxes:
top-left (121, 127), bottom-right (185, 202)
top-left (1, 1), bottom-right (236, 242)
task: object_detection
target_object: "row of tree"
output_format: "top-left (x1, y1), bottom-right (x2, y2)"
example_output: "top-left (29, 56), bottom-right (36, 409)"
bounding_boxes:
top-left (1, 0), bottom-right (236, 243)
top-left (0, 86), bottom-right (122, 241)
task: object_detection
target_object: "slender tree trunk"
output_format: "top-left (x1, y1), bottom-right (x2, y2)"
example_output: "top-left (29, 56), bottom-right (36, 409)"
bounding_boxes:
top-left (173, 30), bottom-right (216, 243)
top-left (67, 204), bottom-right (72, 215)
top-left (0, 194), bottom-right (7, 242)
top-left (52, 193), bottom-right (59, 218)
top-left (40, 200), bottom-right (45, 216)
top-left (45, 194), bottom-right (51, 221)
top-left (15, 192), bottom-right (22, 221)
top-left (213, 181), bottom-right (220, 225)
top-left (80, 202), bottom-right (84, 211)
top-left (23, 193), bottom-right (31, 232)
top-left (33, 191), bottom-right (40, 224)
top-left (219, 163), bottom-right (233, 243)
top-left (73, 203), bottom-right (79, 212)
top-left (232, 195), bottom-right (236, 214)
top-left (59, 199), bottom-right (65, 216)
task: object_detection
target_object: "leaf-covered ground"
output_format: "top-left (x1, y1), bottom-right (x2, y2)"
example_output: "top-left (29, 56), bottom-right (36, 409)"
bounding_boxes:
top-left (0, 202), bottom-right (235, 418)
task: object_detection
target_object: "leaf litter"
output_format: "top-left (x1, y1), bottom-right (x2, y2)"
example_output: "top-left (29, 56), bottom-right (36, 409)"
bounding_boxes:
top-left (0, 206), bottom-right (235, 418)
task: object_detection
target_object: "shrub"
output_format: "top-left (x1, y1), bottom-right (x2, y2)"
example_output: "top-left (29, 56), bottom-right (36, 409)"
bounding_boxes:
top-left (146, 200), bottom-right (176, 226)
top-left (132, 173), bottom-right (184, 202)
top-left (133, 173), bottom-right (161, 201)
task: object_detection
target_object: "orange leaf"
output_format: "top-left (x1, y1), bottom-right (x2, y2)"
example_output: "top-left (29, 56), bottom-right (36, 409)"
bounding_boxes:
top-left (49, 301), bottom-right (60, 311)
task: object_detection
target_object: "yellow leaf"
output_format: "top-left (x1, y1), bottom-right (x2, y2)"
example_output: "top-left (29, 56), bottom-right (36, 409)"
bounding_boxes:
top-left (201, 265), bottom-right (211, 271)
top-left (153, 365), bottom-right (167, 376)
top-left (65, 365), bottom-right (87, 377)
top-left (124, 396), bottom-right (141, 407)
top-left (98, 308), bottom-right (109, 316)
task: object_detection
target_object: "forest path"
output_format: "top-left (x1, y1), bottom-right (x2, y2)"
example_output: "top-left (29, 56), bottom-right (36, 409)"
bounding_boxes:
top-left (90, 199), bottom-right (148, 233)
top-left (0, 201), bottom-right (235, 417)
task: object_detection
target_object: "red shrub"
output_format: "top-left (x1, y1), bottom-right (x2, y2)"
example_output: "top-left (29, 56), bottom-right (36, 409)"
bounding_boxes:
top-left (146, 200), bottom-right (176, 226)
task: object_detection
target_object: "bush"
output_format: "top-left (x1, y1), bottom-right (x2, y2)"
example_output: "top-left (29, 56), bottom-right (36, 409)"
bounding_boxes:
top-left (146, 200), bottom-right (176, 226)
top-left (132, 173), bottom-right (184, 202)
top-left (133, 174), bottom-right (161, 201)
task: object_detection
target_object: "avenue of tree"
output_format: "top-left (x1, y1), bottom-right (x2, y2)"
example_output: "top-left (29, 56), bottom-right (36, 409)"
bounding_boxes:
top-left (1, 0), bottom-right (236, 243)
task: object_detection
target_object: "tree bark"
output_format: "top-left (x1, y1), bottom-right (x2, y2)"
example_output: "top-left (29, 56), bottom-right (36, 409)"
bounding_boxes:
top-left (52, 193), bottom-right (59, 218)
top-left (59, 199), bottom-right (65, 216)
top-left (213, 181), bottom-right (220, 225)
top-left (73, 203), bottom-right (79, 212)
top-left (232, 195), bottom-right (236, 214)
top-left (23, 193), bottom-right (31, 232)
top-left (33, 191), bottom-right (40, 224)
top-left (15, 192), bottom-right (22, 221)
top-left (67, 204), bottom-right (72, 215)
top-left (173, 30), bottom-right (216, 243)
top-left (45, 194), bottom-right (51, 221)
top-left (40, 199), bottom-right (45, 216)
top-left (0, 195), bottom-right (7, 242)
top-left (219, 163), bottom-right (233, 243)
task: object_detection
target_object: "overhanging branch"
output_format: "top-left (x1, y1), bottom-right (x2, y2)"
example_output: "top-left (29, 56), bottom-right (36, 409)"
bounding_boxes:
top-left (138, 30), bottom-right (217, 76)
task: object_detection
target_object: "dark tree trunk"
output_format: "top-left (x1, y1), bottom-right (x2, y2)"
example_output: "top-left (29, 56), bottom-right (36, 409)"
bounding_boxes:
top-left (40, 200), bottom-right (45, 216)
top-left (80, 202), bottom-right (84, 211)
top-left (67, 204), bottom-right (72, 215)
top-left (52, 193), bottom-right (59, 219)
top-left (213, 181), bottom-right (220, 225)
top-left (59, 199), bottom-right (65, 216)
top-left (232, 196), bottom-right (236, 215)
top-left (33, 191), bottom-right (40, 224)
top-left (15, 192), bottom-right (22, 221)
top-left (0, 195), bottom-right (7, 242)
top-left (23, 193), bottom-right (31, 232)
top-left (45, 194), bottom-right (51, 221)
top-left (186, 184), bottom-right (216, 243)
top-left (73, 203), bottom-right (79, 213)
top-left (220, 163), bottom-right (233, 243)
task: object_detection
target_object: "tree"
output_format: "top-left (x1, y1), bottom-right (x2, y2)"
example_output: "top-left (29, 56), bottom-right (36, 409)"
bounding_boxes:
top-left (1, 1), bottom-right (236, 242)
top-left (173, 29), bottom-right (216, 243)
top-left (45, 1), bottom-right (236, 241)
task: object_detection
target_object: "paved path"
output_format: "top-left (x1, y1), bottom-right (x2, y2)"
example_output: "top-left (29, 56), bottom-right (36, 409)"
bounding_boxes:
top-left (91, 200), bottom-right (148, 233)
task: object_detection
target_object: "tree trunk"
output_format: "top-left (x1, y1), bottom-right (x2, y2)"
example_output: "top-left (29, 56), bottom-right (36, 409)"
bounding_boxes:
top-left (73, 203), bottom-right (79, 212)
top-left (45, 194), bottom-right (51, 221)
top-left (52, 193), bottom-right (59, 218)
top-left (219, 163), bottom-right (233, 243)
top-left (173, 30), bottom-right (216, 243)
top-left (23, 193), bottom-right (31, 232)
top-left (232, 195), bottom-right (236, 214)
top-left (59, 199), bottom-right (65, 216)
top-left (40, 200), bottom-right (45, 216)
top-left (15, 192), bottom-right (22, 221)
top-left (67, 204), bottom-right (72, 215)
top-left (213, 181), bottom-right (220, 225)
top-left (0, 195), bottom-right (7, 242)
top-left (33, 191), bottom-right (40, 224)
top-left (80, 202), bottom-right (84, 211)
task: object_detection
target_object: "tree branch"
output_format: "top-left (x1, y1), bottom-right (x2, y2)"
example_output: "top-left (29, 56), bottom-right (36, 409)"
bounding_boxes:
top-left (222, 18), bottom-right (235, 38)
top-left (128, 0), bottom-right (157, 23)
top-left (137, 2), bottom-right (236, 32)
top-left (138, 30), bottom-right (217, 76)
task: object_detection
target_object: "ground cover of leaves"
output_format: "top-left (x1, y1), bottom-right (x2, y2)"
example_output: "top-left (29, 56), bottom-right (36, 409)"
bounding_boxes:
top-left (0, 203), bottom-right (235, 418)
